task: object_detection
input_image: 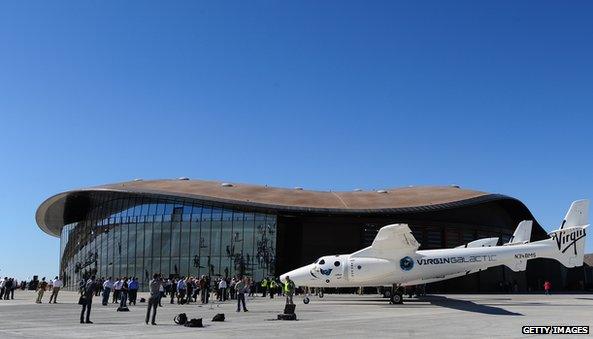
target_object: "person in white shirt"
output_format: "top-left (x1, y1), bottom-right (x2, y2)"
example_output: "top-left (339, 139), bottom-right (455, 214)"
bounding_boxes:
top-left (49, 276), bottom-right (63, 303)
top-left (218, 278), bottom-right (228, 301)
top-left (0, 277), bottom-right (5, 300)
top-left (112, 277), bottom-right (123, 303)
top-left (102, 277), bottom-right (114, 306)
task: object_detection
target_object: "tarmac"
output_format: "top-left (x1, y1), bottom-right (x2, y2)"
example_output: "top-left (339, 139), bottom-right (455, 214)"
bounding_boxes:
top-left (0, 290), bottom-right (591, 338)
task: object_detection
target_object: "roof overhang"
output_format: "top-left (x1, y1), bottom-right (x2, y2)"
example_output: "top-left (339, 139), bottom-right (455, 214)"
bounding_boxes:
top-left (35, 179), bottom-right (516, 237)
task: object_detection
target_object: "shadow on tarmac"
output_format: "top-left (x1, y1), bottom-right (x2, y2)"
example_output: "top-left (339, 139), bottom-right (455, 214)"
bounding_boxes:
top-left (421, 296), bottom-right (523, 316)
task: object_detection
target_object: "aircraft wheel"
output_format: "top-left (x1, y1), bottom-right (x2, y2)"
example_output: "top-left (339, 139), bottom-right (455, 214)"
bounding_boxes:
top-left (303, 297), bottom-right (310, 304)
top-left (383, 290), bottom-right (392, 298)
top-left (390, 293), bottom-right (403, 304)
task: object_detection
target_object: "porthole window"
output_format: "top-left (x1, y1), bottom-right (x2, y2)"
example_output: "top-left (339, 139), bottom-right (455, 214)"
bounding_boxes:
top-left (319, 259), bottom-right (325, 265)
top-left (334, 261), bottom-right (340, 267)
top-left (357, 265), bottom-right (362, 270)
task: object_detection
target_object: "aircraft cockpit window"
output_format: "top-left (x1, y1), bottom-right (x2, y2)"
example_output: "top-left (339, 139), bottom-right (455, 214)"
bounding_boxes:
top-left (334, 261), bottom-right (340, 267)
top-left (319, 259), bottom-right (325, 265)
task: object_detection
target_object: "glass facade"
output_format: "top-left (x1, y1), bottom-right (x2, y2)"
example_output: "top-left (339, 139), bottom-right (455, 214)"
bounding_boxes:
top-left (59, 195), bottom-right (276, 290)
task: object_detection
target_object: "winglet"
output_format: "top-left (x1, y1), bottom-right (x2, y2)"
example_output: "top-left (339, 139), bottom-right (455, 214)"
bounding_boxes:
top-left (561, 199), bottom-right (589, 229)
top-left (504, 220), bottom-right (532, 245)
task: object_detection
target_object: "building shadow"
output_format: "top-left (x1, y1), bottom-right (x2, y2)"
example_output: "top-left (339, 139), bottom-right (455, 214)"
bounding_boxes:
top-left (421, 295), bottom-right (523, 316)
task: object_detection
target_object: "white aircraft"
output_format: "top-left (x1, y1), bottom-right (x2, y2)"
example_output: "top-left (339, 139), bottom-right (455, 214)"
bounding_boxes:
top-left (280, 200), bottom-right (589, 304)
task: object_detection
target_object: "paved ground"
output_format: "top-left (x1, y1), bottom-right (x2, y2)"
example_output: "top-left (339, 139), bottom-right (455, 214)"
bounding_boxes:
top-left (0, 291), bottom-right (591, 338)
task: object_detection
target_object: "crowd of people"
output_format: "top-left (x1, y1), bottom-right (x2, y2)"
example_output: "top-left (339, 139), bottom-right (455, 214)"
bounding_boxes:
top-left (0, 277), bottom-right (20, 300)
top-left (74, 274), bottom-right (297, 325)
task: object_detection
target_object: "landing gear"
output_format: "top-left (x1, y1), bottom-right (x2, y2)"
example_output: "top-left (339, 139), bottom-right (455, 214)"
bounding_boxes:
top-left (303, 297), bottom-right (310, 304)
top-left (389, 292), bottom-right (403, 304)
top-left (388, 284), bottom-right (404, 304)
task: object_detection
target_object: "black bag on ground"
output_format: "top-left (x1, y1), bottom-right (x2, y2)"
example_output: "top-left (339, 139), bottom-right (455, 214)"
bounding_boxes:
top-left (277, 313), bottom-right (297, 321)
top-left (284, 304), bottom-right (296, 315)
top-left (174, 313), bottom-right (188, 325)
top-left (178, 299), bottom-right (186, 305)
top-left (139, 297), bottom-right (146, 303)
top-left (117, 306), bottom-right (130, 312)
top-left (212, 313), bottom-right (225, 322)
top-left (184, 318), bottom-right (203, 327)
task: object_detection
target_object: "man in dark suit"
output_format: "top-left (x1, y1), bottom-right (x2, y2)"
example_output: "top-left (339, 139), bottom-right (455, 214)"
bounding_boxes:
top-left (146, 273), bottom-right (162, 325)
top-left (80, 276), bottom-right (96, 324)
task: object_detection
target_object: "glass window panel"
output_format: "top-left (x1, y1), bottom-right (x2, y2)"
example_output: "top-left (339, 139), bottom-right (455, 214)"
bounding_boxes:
top-left (179, 220), bottom-right (190, 277)
top-left (171, 222), bottom-right (181, 275)
top-left (222, 210), bottom-right (234, 278)
top-left (148, 203), bottom-right (157, 216)
top-left (127, 223), bottom-right (136, 278)
top-left (190, 219), bottom-right (201, 276)
top-left (143, 218), bottom-right (154, 279)
top-left (210, 207), bottom-right (223, 275)
top-left (243, 213), bottom-right (255, 279)
top-left (144, 258), bottom-right (152, 283)
top-left (202, 206), bottom-right (212, 221)
top-left (113, 225), bottom-right (121, 278)
top-left (120, 223), bottom-right (129, 277)
top-left (156, 203), bottom-right (165, 216)
top-left (152, 221), bottom-right (162, 273)
top-left (254, 214), bottom-right (267, 278)
top-left (232, 211), bottom-right (244, 278)
top-left (266, 214), bottom-right (277, 277)
top-left (161, 221), bottom-right (172, 260)
top-left (160, 257), bottom-right (171, 278)
top-left (120, 199), bottom-right (129, 218)
top-left (134, 222), bottom-right (144, 286)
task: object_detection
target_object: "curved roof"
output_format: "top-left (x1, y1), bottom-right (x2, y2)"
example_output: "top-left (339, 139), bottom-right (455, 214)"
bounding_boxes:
top-left (36, 179), bottom-right (508, 237)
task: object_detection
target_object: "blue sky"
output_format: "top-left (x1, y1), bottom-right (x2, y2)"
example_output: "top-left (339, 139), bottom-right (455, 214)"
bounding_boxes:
top-left (0, 1), bottom-right (592, 280)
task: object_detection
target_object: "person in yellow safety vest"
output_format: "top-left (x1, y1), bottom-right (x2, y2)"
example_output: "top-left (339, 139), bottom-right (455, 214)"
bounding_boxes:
top-left (260, 278), bottom-right (268, 297)
top-left (283, 276), bottom-right (296, 305)
top-left (268, 279), bottom-right (276, 299)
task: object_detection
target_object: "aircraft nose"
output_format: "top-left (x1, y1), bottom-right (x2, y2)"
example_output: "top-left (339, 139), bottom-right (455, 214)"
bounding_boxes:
top-left (280, 263), bottom-right (315, 286)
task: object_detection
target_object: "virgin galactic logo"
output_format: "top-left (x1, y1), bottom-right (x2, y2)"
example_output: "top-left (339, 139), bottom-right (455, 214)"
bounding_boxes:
top-left (400, 256), bottom-right (414, 271)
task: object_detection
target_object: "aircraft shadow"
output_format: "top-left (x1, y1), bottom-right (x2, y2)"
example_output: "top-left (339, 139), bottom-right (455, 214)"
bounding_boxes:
top-left (421, 296), bottom-right (523, 316)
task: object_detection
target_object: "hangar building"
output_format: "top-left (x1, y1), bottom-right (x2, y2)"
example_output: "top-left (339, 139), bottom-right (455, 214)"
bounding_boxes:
top-left (36, 179), bottom-right (582, 292)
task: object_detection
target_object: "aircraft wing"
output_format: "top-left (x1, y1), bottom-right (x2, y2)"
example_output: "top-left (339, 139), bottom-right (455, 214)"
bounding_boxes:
top-left (350, 224), bottom-right (420, 259)
top-left (372, 224), bottom-right (420, 251)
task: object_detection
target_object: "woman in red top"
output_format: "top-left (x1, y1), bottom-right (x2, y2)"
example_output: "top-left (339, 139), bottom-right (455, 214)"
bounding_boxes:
top-left (543, 281), bottom-right (552, 295)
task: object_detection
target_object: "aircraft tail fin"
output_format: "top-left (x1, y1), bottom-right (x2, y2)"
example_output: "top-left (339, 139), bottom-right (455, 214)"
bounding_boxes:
top-left (547, 225), bottom-right (588, 268)
top-left (561, 199), bottom-right (589, 229)
top-left (548, 200), bottom-right (589, 268)
top-left (505, 220), bottom-right (532, 245)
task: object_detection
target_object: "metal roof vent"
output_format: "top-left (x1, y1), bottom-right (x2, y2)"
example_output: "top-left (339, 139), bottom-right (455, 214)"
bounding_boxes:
top-left (353, 188), bottom-right (363, 192)
top-left (221, 182), bottom-right (233, 187)
top-left (178, 177), bottom-right (190, 180)
top-left (294, 187), bottom-right (303, 190)
top-left (376, 190), bottom-right (388, 193)
top-left (133, 178), bottom-right (143, 182)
